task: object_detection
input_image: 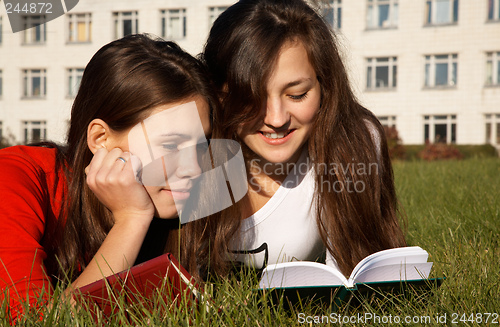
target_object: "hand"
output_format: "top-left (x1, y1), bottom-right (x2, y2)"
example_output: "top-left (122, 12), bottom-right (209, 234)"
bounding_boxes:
top-left (85, 148), bottom-right (155, 226)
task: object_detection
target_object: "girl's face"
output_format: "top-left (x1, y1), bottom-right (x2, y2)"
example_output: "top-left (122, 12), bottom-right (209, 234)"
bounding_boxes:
top-left (237, 41), bottom-right (321, 167)
top-left (115, 95), bottom-right (211, 219)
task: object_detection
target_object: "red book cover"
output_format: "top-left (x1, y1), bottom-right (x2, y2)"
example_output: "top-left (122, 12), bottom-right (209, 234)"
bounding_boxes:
top-left (74, 253), bottom-right (201, 318)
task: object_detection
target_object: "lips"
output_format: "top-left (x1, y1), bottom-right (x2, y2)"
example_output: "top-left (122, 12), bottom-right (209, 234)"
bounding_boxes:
top-left (162, 188), bottom-right (191, 201)
top-left (258, 129), bottom-right (296, 145)
top-left (260, 129), bottom-right (295, 139)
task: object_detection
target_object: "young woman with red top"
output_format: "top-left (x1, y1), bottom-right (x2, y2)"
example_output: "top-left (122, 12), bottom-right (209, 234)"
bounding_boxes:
top-left (0, 34), bottom-right (216, 320)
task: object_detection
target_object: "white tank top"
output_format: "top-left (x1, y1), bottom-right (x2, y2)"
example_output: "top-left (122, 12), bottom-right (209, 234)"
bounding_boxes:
top-left (230, 148), bottom-right (326, 269)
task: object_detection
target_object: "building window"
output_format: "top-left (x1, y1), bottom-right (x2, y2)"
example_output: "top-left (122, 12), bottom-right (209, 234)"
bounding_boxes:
top-left (367, 57), bottom-right (397, 90)
top-left (488, 0), bottom-right (500, 21)
top-left (208, 6), bottom-right (228, 27)
top-left (113, 11), bottom-right (138, 39)
top-left (22, 16), bottom-right (46, 44)
top-left (0, 16), bottom-right (3, 45)
top-left (378, 116), bottom-right (397, 128)
top-left (485, 114), bottom-right (500, 145)
top-left (425, 0), bottom-right (458, 25)
top-left (367, 0), bottom-right (398, 29)
top-left (424, 115), bottom-right (457, 143)
top-left (67, 68), bottom-right (84, 97)
top-left (23, 121), bottom-right (47, 144)
top-left (322, 0), bottom-right (342, 29)
top-left (22, 69), bottom-right (47, 98)
top-left (486, 52), bottom-right (500, 86)
top-left (68, 13), bottom-right (92, 43)
top-left (424, 54), bottom-right (457, 88)
top-left (161, 9), bottom-right (187, 40)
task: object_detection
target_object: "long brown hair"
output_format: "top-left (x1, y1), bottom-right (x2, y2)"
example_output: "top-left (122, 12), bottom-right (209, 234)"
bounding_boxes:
top-left (198, 0), bottom-right (406, 277)
top-left (46, 34), bottom-right (217, 282)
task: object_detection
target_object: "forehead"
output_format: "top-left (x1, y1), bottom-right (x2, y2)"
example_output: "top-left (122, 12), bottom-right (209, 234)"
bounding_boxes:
top-left (148, 96), bottom-right (211, 136)
top-left (129, 97), bottom-right (210, 146)
top-left (267, 40), bottom-right (316, 88)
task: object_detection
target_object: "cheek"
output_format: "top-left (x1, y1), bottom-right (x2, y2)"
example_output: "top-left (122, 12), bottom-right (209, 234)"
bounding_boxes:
top-left (298, 98), bottom-right (321, 124)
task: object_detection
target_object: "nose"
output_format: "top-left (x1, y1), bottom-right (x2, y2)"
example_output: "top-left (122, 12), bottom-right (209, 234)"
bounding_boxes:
top-left (175, 146), bottom-right (202, 180)
top-left (263, 97), bottom-right (290, 129)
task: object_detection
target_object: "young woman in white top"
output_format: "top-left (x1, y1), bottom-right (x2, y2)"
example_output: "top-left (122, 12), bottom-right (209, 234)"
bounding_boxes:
top-left (187, 0), bottom-right (406, 279)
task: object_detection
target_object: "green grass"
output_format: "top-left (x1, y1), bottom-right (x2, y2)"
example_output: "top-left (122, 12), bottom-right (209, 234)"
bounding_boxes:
top-left (3, 158), bottom-right (500, 326)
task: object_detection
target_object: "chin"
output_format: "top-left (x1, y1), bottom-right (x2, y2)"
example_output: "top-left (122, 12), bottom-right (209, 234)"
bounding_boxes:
top-left (260, 149), bottom-right (299, 165)
top-left (155, 206), bottom-right (180, 219)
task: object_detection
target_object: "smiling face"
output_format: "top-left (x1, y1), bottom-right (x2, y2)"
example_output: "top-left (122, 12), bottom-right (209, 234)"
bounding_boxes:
top-left (237, 40), bottom-right (321, 168)
top-left (115, 95), bottom-right (211, 219)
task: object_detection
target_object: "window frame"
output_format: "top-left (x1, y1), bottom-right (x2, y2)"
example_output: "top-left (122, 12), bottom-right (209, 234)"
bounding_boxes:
top-left (161, 8), bottom-right (187, 40)
top-left (378, 115), bottom-right (397, 128)
top-left (22, 69), bottom-right (47, 99)
top-left (366, 0), bottom-right (399, 29)
top-left (488, 0), bottom-right (500, 21)
top-left (485, 51), bottom-right (500, 86)
top-left (424, 54), bottom-right (458, 88)
top-left (208, 6), bottom-right (228, 28)
top-left (67, 13), bottom-right (92, 43)
top-left (113, 11), bottom-right (139, 39)
top-left (366, 56), bottom-right (398, 90)
top-left (322, 0), bottom-right (342, 30)
top-left (22, 15), bottom-right (47, 44)
top-left (424, 114), bottom-right (457, 143)
top-left (485, 114), bottom-right (500, 145)
top-left (67, 68), bottom-right (84, 98)
top-left (23, 121), bottom-right (47, 144)
top-left (425, 0), bottom-right (459, 26)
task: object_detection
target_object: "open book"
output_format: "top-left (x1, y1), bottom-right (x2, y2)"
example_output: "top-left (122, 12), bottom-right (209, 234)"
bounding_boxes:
top-left (74, 253), bottom-right (203, 318)
top-left (258, 246), bottom-right (441, 307)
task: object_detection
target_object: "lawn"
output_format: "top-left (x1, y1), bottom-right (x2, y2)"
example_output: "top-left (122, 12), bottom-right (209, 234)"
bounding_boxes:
top-left (4, 158), bottom-right (500, 326)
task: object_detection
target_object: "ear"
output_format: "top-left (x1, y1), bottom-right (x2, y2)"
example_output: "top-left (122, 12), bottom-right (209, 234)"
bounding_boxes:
top-left (87, 119), bottom-right (111, 154)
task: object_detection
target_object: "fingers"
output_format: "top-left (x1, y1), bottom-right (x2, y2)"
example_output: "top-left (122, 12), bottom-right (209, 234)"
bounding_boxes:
top-left (129, 154), bottom-right (143, 181)
top-left (86, 148), bottom-right (135, 189)
top-left (107, 152), bottom-right (131, 180)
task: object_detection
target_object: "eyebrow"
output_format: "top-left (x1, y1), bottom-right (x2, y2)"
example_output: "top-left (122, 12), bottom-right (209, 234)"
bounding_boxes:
top-left (159, 132), bottom-right (210, 143)
top-left (158, 133), bottom-right (191, 140)
top-left (282, 78), bottom-right (312, 90)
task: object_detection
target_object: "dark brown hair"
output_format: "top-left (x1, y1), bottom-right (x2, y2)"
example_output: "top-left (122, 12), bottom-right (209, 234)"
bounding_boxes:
top-left (197, 0), bottom-right (406, 277)
top-left (46, 34), bottom-right (217, 282)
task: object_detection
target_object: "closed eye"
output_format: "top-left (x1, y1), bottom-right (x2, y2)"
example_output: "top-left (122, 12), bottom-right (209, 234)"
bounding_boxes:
top-left (289, 91), bottom-right (308, 101)
top-left (162, 143), bottom-right (179, 151)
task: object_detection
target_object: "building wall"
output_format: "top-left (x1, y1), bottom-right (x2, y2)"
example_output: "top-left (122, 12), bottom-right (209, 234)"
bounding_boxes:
top-left (0, 0), bottom-right (236, 143)
top-left (340, 0), bottom-right (500, 146)
top-left (0, 0), bottom-right (499, 147)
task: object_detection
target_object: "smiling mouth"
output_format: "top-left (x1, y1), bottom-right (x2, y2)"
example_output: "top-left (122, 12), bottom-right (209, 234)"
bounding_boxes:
top-left (260, 129), bottom-right (295, 139)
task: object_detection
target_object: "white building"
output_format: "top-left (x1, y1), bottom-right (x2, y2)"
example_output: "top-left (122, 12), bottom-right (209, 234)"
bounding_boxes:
top-left (0, 0), bottom-right (499, 149)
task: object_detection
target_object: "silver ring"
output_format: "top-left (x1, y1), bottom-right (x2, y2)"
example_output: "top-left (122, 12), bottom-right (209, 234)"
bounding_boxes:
top-left (116, 157), bottom-right (127, 164)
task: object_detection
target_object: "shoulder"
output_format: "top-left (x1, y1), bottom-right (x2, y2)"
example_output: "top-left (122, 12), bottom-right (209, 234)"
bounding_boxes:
top-left (0, 145), bottom-right (58, 175)
top-left (0, 145), bottom-right (62, 197)
top-left (0, 145), bottom-right (64, 241)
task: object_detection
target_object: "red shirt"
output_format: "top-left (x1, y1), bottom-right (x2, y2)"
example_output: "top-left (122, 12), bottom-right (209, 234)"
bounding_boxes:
top-left (0, 145), bottom-right (66, 320)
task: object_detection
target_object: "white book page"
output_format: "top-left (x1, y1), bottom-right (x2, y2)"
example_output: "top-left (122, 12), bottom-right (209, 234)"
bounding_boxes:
top-left (350, 246), bottom-right (428, 279)
top-left (259, 262), bottom-right (347, 289)
top-left (350, 262), bottom-right (434, 286)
